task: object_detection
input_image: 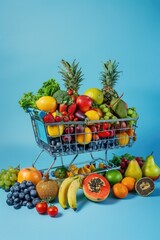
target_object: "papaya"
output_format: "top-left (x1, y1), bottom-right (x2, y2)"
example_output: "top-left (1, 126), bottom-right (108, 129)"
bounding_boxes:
top-left (82, 173), bottom-right (110, 202)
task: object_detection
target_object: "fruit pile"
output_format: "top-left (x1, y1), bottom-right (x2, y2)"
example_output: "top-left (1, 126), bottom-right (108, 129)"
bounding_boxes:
top-left (0, 153), bottom-right (160, 216)
top-left (19, 59), bottom-right (138, 156)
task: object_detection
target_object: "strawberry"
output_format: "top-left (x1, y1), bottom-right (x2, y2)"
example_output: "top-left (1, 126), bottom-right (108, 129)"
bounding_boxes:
top-left (43, 113), bottom-right (55, 123)
top-left (68, 103), bottom-right (77, 114)
top-left (69, 114), bottom-right (74, 121)
top-left (55, 116), bottom-right (63, 122)
top-left (59, 104), bottom-right (67, 113)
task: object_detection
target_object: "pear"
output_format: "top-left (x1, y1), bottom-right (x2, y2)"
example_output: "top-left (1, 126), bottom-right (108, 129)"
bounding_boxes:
top-left (124, 159), bottom-right (142, 181)
top-left (142, 154), bottom-right (160, 180)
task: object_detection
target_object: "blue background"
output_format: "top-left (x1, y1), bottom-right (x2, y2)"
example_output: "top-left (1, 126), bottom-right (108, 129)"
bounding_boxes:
top-left (0, 0), bottom-right (160, 240)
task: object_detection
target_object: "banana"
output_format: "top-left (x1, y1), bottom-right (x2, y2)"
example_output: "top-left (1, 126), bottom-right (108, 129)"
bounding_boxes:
top-left (58, 176), bottom-right (75, 209)
top-left (67, 176), bottom-right (81, 211)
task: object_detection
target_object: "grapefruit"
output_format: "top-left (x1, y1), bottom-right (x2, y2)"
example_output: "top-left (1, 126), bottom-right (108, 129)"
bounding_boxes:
top-left (84, 88), bottom-right (104, 105)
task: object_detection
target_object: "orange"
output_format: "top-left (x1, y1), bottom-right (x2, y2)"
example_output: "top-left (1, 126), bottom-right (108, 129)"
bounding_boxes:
top-left (75, 126), bottom-right (92, 144)
top-left (36, 96), bottom-right (57, 112)
top-left (121, 177), bottom-right (136, 191)
top-left (112, 183), bottom-right (128, 199)
top-left (84, 88), bottom-right (104, 105)
top-left (85, 110), bottom-right (100, 121)
top-left (47, 125), bottom-right (64, 137)
top-left (18, 167), bottom-right (42, 185)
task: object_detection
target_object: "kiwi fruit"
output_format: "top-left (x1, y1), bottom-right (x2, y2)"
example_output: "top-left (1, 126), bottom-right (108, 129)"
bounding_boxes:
top-left (36, 175), bottom-right (59, 202)
top-left (135, 177), bottom-right (155, 197)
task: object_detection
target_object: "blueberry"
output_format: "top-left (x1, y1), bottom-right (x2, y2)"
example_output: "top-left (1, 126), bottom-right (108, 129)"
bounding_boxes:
top-left (13, 186), bottom-right (20, 192)
top-left (14, 203), bottom-right (21, 209)
top-left (26, 181), bottom-right (33, 187)
top-left (50, 171), bottom-right (55, 177)
top-left (19, 192), bottom-right (25, 200)
top-left (28, 185), bottom-right (35, 191)
top-left (22, 200), bottom-right (27, 206)
top-left (30, 190), bottom-right (37, 197)
top-left (5, 188), bottom-right (10, 192)
top-left (32, 198), bottom-right (40, 206)
top-left (6, 198), bottom-right (14, 206)
top-left (25, 194), bottom-right (31, 201)
top-left (14, 182), bottom-right (20, 186)
top-left (7, 193), bottom-right (13, 199)
top-left (13, 191), bottom-right (19, 198)
top-left (24, 188), bottom-right (29, 194)
top-left (14, 198), bottom-right (20, 204)
top-left (20, 183), bottom-right (26, 190)
top-left (10, 186), bottom-right (14, 192)
top-left (22, 180), bottom-right (27, 184)
top-left (26, 202), bottom-right (34, 209)
top-left (12, 195), bottom-right (15, 200)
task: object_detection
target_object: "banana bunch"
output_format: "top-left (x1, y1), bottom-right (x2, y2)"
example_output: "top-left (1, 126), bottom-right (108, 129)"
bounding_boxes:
top-left (58, 175), bottom-right (82, 210)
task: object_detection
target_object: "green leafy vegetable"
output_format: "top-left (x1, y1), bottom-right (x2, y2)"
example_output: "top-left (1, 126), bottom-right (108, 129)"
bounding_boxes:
top-left (19, 78), bottom-right (60, 111)
top-left (18, 92), bottom-right (38, 110)
top-left (53, 90), bottom-right (72, 104)
top-left (37, 78), bottom-right (60, 97)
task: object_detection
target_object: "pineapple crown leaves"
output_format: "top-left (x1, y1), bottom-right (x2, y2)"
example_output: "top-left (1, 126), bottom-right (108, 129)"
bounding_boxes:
top-left (101, 60), bottom-right (122, 87)
top-left (59, 59), bottom-right (84, 93)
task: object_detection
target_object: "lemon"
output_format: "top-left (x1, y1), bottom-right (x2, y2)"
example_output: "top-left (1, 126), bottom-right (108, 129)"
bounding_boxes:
top-left (75, 127), bottom-right (92, 145)
top-left (84, 88), bottom-right (104, 105)
top-left (36, 96), bottom-right (57, 112)
top-left (85, 110), bottom-right (100, 121)
top-left (47, 125), bottom-right (64, 137)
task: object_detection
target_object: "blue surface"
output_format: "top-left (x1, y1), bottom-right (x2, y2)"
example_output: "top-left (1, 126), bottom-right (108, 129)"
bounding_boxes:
top-left (1, 1), bottom-right (160, 240)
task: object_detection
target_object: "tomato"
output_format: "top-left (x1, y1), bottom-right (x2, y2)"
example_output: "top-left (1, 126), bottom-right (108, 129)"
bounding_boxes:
top-left (47, 206), bottom-right (58, 217)
top-left (36, 202), bottom-right (48, 214)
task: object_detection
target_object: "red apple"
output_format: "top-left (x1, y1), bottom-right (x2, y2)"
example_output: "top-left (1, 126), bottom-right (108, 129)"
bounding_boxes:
top-left (76, 95), bottom-right (93, 112)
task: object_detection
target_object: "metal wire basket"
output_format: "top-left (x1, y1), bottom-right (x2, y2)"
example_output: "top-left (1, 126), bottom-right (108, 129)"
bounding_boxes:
top-left (27, 108), bottom-right (138, 170)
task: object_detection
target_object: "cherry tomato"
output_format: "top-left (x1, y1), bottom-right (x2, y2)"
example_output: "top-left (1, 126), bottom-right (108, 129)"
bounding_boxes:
top-left (36, 202), bottom-right (48, 214)
top-left (47, 206), bottom-right (58, 217)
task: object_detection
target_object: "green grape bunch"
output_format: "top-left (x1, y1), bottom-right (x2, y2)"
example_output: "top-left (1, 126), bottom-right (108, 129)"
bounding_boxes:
top-left (0, 166), bottom-right (20, 191)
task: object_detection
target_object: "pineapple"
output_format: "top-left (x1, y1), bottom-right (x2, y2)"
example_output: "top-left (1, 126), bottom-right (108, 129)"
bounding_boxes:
top-left (59, 59), bottom-right (84, 94)
top-left (101, 60), bottom-right (121, 104)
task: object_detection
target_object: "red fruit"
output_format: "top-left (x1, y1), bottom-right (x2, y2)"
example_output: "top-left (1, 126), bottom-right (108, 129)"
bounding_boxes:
top-left (98, 130), bottom-right (110, 138)
top-left (63, 116), bottom-right (69, 122)
top-left (74, 117), bottom-right (79, 121)
top-left (109, 130), bottom-right (114, 137)
top-left (121, 158), bottom-right (128, 163)
top-left (138, 160), bottom-right (144, 168)
top-left (43, 113), bottom-right (55, 123)
top-left (55, 116), bottom-right (63, 122)
top-left (47, 206), bottom-right (58, 217)
top-left (120, 162), bottom-right (126, 169)
top-left (36, 202), bottom-right (48, 214)
top-left (64, 126), bottom-right (74, 134)
top-left (90, 125), bottom-right (97, 133)
top-left (68, 103), bottom-right (77, 114)
top-left (62, 135), bottom-right (72, 143)
top-left (69, 114), bottom-right (74, 121)
top-left (71, 95), bottom-right (77, 103)
top-left (59, 104), bottom-right (67, 113)
top-left (67, 89), bottom-right (74, 96)
top-left (92, 133), bottom-right (100, 141)
top-left (103, 123), bottom-right (109, 130)
top-left (76, 95), bottom-right (93, 112)
top-left (119, 169), bottom-right (125, 175)
top-left (61, 111), bottom-right (68, 116)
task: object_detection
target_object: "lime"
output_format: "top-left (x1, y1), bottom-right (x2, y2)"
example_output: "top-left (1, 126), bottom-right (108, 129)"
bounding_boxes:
top-left (105, 169), bottom-right (123, 186)
top-left (84, 88), bottom-right (104, 105)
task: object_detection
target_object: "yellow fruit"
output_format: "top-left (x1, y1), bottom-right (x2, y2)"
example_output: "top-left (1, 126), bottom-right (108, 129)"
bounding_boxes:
top-left (116, 132), bottom-right (129, 146)
top-left (75, 127), bottom-right (92, 145)
top-left (36, 96), bottom-right (57, 112)
top-left (85, 110), bottom-right (100, 121)
top-left (47, 125), bottom-right (64, 137)
top-left (84, 88), bottom-right (104, 105)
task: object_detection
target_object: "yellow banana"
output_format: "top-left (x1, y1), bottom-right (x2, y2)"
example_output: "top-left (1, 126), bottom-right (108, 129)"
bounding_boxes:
top-left (67, 176), bottom-right (81, 210)
top-left (58, 176), bottom-right (75, 209)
